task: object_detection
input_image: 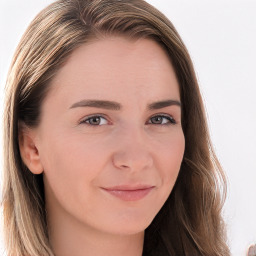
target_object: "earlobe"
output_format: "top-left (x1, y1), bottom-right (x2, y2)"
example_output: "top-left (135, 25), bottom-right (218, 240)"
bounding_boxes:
top-left (18, 127), bottom-right (44, 175)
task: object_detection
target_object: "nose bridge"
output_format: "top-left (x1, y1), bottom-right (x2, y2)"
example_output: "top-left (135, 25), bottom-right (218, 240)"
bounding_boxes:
top-left (112, 123), bottom-right (153, 171)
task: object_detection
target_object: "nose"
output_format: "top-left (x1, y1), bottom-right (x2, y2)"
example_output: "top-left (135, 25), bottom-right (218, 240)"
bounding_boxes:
top-left (112, 127), bottom-right (154, 172)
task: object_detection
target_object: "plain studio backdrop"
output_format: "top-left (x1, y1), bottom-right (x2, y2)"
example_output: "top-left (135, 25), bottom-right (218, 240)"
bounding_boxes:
top-left (0, 0), bottom-right (255, 255)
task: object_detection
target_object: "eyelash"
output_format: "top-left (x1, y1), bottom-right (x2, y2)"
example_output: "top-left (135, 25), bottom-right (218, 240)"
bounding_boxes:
top-left (79, 114), bottom-right (176, 126)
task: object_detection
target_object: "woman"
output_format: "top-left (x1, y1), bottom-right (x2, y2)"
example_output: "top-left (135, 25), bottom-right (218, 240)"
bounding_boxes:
top-left (1, 0), bottom-right (230, 255)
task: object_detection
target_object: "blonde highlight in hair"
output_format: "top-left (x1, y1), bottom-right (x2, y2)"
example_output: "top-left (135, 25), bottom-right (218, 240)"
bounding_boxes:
top-left (2, 0), bottom-right (230, 255)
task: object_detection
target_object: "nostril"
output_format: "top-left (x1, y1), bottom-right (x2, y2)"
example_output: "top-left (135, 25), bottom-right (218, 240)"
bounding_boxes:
top-left (112, 148), bottom-right (153, 171)
top-left (120, 164), bottom-right (129, 169)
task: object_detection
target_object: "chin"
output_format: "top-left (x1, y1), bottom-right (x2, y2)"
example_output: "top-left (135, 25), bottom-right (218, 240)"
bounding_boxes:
top-left (102, 210), bottom-right (156, 236)
top-left (109, 223), bottom-right (150, 236)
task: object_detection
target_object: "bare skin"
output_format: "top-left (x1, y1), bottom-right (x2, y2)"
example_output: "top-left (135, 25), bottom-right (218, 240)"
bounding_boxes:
top-left (19, 37), bottom-right (185, 256)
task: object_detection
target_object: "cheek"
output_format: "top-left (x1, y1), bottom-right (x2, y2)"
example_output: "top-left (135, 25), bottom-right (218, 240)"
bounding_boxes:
top-left (158, 131), bottom-right (185, 187)
top-left (38, 131), bottom-right (107, 197)
top-left (39, 133), bottom-right (111, 225)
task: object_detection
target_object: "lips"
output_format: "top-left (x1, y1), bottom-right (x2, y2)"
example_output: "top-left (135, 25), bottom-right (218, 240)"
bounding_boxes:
top-left (101, 185), bottom-right (155, 201)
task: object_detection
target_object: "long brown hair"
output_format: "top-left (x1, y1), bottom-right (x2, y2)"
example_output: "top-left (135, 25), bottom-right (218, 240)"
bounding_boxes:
top-left (2, 0), bottom-right (230, 255)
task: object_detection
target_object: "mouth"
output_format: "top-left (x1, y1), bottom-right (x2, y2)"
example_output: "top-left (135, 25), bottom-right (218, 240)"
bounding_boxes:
top-left (101, 185), bottom-right (155, 201)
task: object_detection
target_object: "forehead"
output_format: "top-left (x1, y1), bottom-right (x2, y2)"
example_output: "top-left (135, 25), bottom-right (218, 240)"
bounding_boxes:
top-left (46, 36), bottom-right (180, 109)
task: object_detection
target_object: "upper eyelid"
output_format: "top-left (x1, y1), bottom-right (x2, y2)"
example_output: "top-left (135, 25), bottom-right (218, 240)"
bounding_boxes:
top-left (148, 113), bottom-right (176, 122)
top-left (79, 114), bottom-right (109, 124)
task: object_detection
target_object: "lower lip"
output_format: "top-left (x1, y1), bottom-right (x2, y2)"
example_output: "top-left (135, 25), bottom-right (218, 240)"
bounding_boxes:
top-left (102, 187), bottom-right (154, 201)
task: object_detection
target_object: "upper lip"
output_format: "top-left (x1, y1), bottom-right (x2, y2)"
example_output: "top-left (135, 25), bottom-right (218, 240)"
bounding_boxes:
top-left (102, 185), bottom-right (155, 191)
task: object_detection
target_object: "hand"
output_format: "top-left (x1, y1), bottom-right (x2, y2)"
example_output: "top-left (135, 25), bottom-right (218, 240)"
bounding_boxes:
top-left (248, 244), bottom-right (256, 256)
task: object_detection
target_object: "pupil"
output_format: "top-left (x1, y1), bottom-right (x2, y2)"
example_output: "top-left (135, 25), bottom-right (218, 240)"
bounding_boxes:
top-left (152, 116), bottom-right (162, 124)
top-left (91, 117), bottom-right (100, 124)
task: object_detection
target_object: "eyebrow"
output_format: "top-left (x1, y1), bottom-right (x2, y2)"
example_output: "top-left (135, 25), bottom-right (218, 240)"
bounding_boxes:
top-left (69, 99), bottom-right (181, 110)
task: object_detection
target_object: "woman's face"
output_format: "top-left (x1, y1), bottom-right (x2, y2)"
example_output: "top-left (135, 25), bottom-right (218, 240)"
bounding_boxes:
top-left (32, 37), bottom-right (185, 235)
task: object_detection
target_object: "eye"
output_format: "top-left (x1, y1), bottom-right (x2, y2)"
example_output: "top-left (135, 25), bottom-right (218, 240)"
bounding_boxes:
top-left (148, 114), bottom-right (176, 125)
top-left (80, 115), bottom-right (108, 126)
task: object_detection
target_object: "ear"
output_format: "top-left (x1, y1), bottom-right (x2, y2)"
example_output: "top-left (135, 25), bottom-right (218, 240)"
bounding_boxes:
top-left (18, 124), bottom-right (44, 175)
